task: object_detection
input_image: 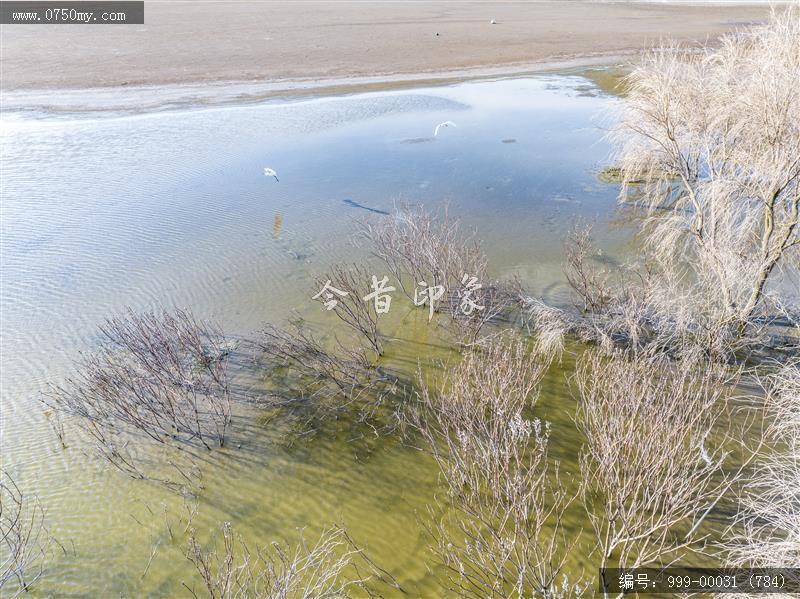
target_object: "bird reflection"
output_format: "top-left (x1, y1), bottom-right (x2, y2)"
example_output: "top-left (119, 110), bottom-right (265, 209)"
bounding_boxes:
top-left (272, 212), bottom-right (282, 238)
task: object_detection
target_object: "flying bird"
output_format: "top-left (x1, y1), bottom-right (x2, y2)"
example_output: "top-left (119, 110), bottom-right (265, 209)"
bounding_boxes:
top-left (434, 121), bottom-right (456, 137)
top-left (264, 167), bottom-right (279, 182)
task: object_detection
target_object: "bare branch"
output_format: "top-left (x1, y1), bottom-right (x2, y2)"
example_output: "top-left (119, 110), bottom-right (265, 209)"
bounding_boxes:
top-left (0, 472), bottom-right (52, 596)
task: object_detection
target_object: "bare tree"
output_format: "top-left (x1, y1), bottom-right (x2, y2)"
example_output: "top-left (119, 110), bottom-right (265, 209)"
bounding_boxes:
top-left (446, 279), bottom-right (518, 346)
top-left (261, 324), bottom-right (374, 393)
top-left (555, 221), bottom-right (785, 361)
top-left (612, 10), bottom-right (800, 340)
top-left (356, 203), bottom-right (487, 306)
top-left (532, 13), bottom-right (800, 361)
top-left (0, 472), bottom-right (51, 597)
top-left (575, 349), bottom-right (745, 594)
top-left (414, 334), bottom-right (583, 597)
top-left (314, 264), bottom-right (384, 356)
top-left (564, 224), bottom-right (612, 315)
top-left (356, 203), bottom-right (521, 344)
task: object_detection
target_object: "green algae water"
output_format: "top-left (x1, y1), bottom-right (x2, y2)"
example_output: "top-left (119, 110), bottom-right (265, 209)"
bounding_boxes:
top-left (1, 72), bottom-right (638, 596)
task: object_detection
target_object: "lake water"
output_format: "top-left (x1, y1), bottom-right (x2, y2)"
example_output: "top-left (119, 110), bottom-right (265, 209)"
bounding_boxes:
top-left (0, 73), bottom-right (630, 595)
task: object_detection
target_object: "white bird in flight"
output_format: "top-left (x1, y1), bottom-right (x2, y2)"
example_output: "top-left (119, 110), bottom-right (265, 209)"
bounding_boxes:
top-left (434, 121), bottom-right (456, 137)
top-left (264, 167), bottom-right (279, 182)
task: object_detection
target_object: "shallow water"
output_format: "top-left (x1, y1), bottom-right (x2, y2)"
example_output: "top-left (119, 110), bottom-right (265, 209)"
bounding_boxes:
top-left (1, 74), bottom-right (630, 595)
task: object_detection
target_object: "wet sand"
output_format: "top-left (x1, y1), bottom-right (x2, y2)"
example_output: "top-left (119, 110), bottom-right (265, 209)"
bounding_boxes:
top-left (0, 1), bottom-right (773, 91)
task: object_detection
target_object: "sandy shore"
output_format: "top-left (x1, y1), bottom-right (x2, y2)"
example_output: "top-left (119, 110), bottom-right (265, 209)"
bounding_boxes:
top-left (0, 1), bottom-right (773, 92)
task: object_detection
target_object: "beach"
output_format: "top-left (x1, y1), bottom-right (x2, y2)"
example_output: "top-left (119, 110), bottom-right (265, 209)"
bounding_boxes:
top-left (1, 1), bottom-right (772, 92)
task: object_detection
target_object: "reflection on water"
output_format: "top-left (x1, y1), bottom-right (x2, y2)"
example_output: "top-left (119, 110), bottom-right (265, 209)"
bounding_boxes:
top-left (343, 198), bottom-right (390, 215)
top-left (0, 75), bottom-right (628, 595)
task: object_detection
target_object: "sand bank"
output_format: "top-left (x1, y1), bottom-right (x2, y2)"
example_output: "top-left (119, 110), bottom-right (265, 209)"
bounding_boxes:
top-left (0, 1), bottom-right (774, 92)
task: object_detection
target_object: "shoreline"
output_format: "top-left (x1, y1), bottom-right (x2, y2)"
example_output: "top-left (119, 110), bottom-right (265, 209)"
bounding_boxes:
top-left (1, 52), bottom-right (631, 120)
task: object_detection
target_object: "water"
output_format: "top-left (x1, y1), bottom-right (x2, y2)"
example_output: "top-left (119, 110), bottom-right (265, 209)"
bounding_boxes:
top-left (1, 74), bottom-right (628, 595)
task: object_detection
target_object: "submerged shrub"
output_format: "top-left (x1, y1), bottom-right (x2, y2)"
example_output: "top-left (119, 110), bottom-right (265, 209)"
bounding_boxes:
top-left (357, 203), bottom-right (487, 304)
top-left (258, 322), bottom-right (405, 431)
top-left (357, 204), bottom-right (517, 344)
top-left (184, 523), bottom-right (398, 598)
top-left (728, 360), bottom-right (800, 571)
top-left (414, 334), bottom-right (583, 597)
top-left (47, 309), bottom-right (232, 486)
top-left (575, 348), bottom-right (747, 589)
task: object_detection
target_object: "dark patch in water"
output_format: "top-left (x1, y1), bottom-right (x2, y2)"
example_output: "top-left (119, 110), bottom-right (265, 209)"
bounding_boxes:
top-left (574, 84), bottom-right (598, 98)
top-left (501, 138), bottom-right (517, 144)
top-left (591, 253), bottom-right (621, 267)
top-left (343, 199), bottom-right (389, 215)
top-left (400, 137), bottom-right (434, 144)
top-left (551, 194), bottom-right (578, 204)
